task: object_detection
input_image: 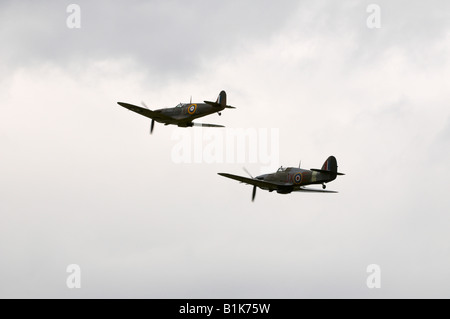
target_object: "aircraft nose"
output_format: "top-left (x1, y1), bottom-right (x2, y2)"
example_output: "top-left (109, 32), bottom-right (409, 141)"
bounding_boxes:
top-left (256, 175), bottom-right (265, 180)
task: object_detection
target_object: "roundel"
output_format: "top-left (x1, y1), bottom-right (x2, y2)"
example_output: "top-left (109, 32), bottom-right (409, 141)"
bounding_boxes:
top-left (188, 104), bottom-right (197, 115)
top-left (293, 173), bottom-right (302, 184)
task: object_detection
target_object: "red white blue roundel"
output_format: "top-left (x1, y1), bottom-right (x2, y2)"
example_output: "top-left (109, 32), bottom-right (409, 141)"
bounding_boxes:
top-left (188, 104), bottom-right (197, 114)
top-left (293, 173), bottom-right (302, 184)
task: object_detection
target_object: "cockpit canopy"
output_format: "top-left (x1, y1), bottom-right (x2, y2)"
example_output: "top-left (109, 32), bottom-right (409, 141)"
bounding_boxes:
top-left (175, 103), bottom-right (184, 108)
top-left (277, 166), bottom-right (287, 172)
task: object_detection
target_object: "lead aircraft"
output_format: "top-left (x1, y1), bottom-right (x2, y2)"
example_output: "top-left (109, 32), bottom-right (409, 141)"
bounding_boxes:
top-left (117, 90), bottom-right (235, 134)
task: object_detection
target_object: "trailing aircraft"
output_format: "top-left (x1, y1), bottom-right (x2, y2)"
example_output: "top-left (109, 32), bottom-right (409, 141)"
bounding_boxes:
top-left (218, 156), bottom-right (345, 201)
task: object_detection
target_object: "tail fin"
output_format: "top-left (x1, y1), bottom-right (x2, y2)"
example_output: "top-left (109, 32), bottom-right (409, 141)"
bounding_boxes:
top-left (321, 156), bottom-right (338, 173)
top-left (215, 90), bottom-right (226, 107)
top-left (204, 90), bottom-right (236, 109)
top-left (311, 156), bottom-right (345, 175)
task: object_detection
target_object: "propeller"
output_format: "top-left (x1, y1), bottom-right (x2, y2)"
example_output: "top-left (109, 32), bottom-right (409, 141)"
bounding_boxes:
top-left (243, 168), bottom-right (256, 202)
top-left (140, 101), bottom-right (155, 134)
top-left (150, 119), bottom-right (155, 134)
top-left (243, 167), bottom-right (254, 179)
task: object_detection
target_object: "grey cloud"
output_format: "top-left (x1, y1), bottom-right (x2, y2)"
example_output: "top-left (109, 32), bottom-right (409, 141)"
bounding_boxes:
top-left (0, 0), bottom-right (299, 80)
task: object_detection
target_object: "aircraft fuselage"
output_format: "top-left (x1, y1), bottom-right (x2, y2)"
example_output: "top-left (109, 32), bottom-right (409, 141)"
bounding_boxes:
top-left (256, 167), bottom-right (337, 192)
top-left (155, 103), bottom-right (225, 126)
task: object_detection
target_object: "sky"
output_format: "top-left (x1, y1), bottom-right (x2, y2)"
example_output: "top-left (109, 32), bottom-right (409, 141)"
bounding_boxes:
top-left (0, 0), bottom-right (449, 298)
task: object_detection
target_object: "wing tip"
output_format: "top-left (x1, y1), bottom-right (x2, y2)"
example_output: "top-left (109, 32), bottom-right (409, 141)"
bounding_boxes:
top-left (117, 101), bottom-right (135, 109)
top-left (218, 173), bottom-right (230, 177)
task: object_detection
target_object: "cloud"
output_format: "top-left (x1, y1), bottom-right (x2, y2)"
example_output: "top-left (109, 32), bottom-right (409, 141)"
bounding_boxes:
top-left (0, 0), bottom-right (300, 82)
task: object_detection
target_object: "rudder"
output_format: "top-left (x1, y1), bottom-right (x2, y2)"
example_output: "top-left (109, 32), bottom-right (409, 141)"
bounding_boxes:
top-left (321, 156), bottom-right (338, 173)
top-left (215, 90), bottom-right (227, 107)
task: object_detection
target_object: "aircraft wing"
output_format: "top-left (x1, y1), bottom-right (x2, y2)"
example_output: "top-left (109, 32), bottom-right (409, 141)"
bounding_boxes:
top-left (218, 173), bottom-right (291, 189)
top-left (193, 123), bottom-right (225, 128)
top-left (117, 102), bottom-right (170, 122)
top-left (294, 187), bottom-right (338, 193)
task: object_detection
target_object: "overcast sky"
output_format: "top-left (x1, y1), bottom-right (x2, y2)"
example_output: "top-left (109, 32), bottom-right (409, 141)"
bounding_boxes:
top-left (1, 0), bottom-right (449, 298)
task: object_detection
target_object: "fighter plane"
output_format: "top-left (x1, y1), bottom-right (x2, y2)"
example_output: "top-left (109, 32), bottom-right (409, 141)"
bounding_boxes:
top-left (117, 90), bottom-right (235, 134)
top-left (218, 156), bottom-right (345, 201)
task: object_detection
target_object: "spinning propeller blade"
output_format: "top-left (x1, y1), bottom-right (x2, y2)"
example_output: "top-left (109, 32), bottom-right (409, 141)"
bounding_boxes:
top-left (243, 167), bottom-right (254, 179)
top-left (150, 119), bottom-right (155, 134)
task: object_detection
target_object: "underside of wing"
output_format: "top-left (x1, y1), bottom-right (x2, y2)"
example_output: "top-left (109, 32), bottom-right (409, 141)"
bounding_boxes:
top-left (218, 173), bottom-right (291, 190)
top-left (117, 102), bottom-right (171, 122)
top-left (294, 187), bottom-right (338, 193)
top-left (192, 123), bottom-right (225, 128)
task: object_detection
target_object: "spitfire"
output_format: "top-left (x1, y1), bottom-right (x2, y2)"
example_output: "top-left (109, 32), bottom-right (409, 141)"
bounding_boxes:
top-left (218, 156), bottom-right (345, 201)
top-left (117, 90), bottom-right (235, 134)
